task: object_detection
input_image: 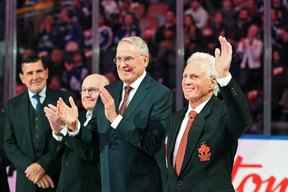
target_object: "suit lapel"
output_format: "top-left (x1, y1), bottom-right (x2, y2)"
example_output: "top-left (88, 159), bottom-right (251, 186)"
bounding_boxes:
top-left (121, 75), bottom-right (151, 118)
top-left (41, 90), bottom-right (54, 132)
top-left (180, 97), bottom-right (216, 175)
top-left (19, 92), bottom-right (35, 156)
top-left (168, 109), bottom-right (186, 169)
top-left (111, 81), bottom-right (123, 111)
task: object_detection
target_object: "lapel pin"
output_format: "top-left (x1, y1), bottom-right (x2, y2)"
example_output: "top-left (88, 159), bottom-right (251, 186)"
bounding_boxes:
top-left (198, 143), bottom-right (211, 162)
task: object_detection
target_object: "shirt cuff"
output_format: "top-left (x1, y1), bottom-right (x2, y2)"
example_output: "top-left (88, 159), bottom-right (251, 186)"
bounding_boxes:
top-left (216, 73), bottom-right (232, 87)
top-left (67, 120), bottom-right (81, 136)
top-left (52, 128), bottom-right (68, 141)
top-left (111, 115), bottom-right (123, 129)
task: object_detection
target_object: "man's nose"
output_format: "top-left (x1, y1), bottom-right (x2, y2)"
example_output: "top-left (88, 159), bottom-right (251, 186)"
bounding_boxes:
top-left (32, 72), bottom-right (38, 79)
top-left (183, 79), bottom-right (192, 85)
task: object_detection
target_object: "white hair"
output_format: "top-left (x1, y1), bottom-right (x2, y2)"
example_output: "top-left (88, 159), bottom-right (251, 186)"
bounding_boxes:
top-left (118, 36), bottom-right (149, 57)
top-left (187, 52), bottom-right (219, 95)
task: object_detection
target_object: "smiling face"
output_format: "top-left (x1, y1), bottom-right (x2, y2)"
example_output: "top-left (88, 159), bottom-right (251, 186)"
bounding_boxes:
top-left (182, 57), bottom-right (216, 107)
top-left (81, 74), bottom-right (109, 111)
top-left (19, 60), bottom-right (48, 93)
top-left (115, 41), bottom-right (148, 85)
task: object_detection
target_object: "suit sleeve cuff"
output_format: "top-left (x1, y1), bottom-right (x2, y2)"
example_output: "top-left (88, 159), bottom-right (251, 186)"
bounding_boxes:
top-left (111, 115), bottom-right (123, 129)
top-left (216, 73), bottom-right (232, 87)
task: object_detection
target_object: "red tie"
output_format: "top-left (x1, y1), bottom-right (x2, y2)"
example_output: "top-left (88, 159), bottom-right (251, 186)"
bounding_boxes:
top-left (174, 111), bottom-right (198, 176)
top-left (119, 86), bottom-right (132, 115)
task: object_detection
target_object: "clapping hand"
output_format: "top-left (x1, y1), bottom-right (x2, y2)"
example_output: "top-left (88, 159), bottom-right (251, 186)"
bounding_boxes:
top-left (57, 97), bottom-right (79, 131)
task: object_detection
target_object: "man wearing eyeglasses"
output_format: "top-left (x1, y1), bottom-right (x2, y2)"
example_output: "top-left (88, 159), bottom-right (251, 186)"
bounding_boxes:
top-left (55, 36), bottom-right (173, 192)
top-left (44, 74), bottom-right (109, 192)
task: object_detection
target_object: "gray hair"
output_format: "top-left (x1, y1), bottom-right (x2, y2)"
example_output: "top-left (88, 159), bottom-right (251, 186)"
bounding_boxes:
top-left (118, 36), bottom-right (149, 57)
top-left (187, 52), bottom-right (219, 95)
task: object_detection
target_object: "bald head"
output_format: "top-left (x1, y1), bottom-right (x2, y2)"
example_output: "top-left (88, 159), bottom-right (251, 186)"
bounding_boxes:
top-left (81, 74), bottom-right (109, 110)
top-left (83, 74), bottom-right (109, 88)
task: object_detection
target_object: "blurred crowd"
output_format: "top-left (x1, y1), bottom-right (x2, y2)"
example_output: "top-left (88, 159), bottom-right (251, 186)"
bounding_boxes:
top-left (16, 0), bottom-right (288, 134)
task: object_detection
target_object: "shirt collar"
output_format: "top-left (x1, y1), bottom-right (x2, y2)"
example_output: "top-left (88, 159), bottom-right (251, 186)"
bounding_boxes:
top-left (123, 71), bottom-right (146, 90)
top-left (28, 86), bottom-right (47, 101)
top-left (86, 110), bottom-right (93, 117)
top-left (187, 95), bottom-right (212, 115)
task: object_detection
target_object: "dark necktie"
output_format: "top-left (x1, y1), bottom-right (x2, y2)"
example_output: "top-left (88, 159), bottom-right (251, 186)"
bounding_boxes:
top-left (32, 93), bottom-right (42, 113)
top-left (174, 110), bottom-right (198, 176)
top-left (119, 86), bottom-right (132, 115)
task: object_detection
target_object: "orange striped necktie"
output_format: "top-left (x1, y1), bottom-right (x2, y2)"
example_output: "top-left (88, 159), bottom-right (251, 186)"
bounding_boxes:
top-left (174, 110), bottom-right (198, 176)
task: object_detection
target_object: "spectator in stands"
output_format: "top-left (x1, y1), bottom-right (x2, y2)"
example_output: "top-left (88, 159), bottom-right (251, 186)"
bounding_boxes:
top-left (38, 15), bottom-right (55, 52)
top-left (48, 48), bottom-right (65, 77)
top-left (221, 0), bottom-right (237, 30)
top-left (155, 10), bottom-right (176, 44)
top-left (99, 17), bottom-right (114, 51)
top-left (74, 0), bottom-right (92, 30)
top-left (53, 7), bottom-right (82, 48)
top-left (101, 0), bottom-right (119, 19)
top-left (114, 13), bottom-right (140, 42)
top-left (236, 24), bottom-right (263, 91)
top-left (185, 0), bottom-right (209, 29)
top-left (184, 14), bottom-right (202, 59)
top-left (278, 27), bottom-right (288, 65)
top-left (235, 8), bottom-right (253, 40)
top-left (48, 74), bottom-right (64, 91)
top-left (201, 25), bottom-right (217, 54)
top-left (272, 49), bottom-right (288, 121)
top-left (210, 11), bottom-right (226, 37)
top-left (157, 28), bottom-right (176, 88)
top-left (63, 50), bottom-right (89, 96)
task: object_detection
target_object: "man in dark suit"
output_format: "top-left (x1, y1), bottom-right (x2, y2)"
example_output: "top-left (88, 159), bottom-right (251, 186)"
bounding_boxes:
top-left (58, 36), bottom-right (173, 192)
top-left (165, 36), bottom-right (252, 192)
top-left (0, 111), bottom-right (10, 192)
top-left (4, 56), bottom-right (69, 192)
top-left (44, 74), bottom-right (109, 192)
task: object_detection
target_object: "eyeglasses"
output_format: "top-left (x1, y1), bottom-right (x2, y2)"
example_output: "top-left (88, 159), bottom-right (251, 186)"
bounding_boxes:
top-left (113, 56), bottom-right (137, 64)
top-left (80, 87), bottom-right (99, 95)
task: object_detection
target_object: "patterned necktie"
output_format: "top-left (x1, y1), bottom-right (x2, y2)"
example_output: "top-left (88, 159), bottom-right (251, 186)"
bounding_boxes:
top-left (32, 93), bottom-right (42, 113)
top-left (119, 86), bottom-right (132, 115)
top-left (84, 111), bottom-right (93, 127)
top-left (174, 110), bottom-right (198, 176)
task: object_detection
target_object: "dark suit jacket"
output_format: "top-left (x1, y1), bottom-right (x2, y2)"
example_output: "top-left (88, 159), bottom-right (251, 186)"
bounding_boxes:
top-left (4, 89), bottom-right (70, 192)
top-left (0, 111), bottom-right (10, 192)
top-left (166, 79), bottom-right (252, 192)
top-left (56, 111), bottom-right (101, 192)
top-left (89, 74), bottom-right (173, 192)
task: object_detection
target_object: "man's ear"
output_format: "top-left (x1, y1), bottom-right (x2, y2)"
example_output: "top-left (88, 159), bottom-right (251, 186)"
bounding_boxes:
top-left (19, 73), bottom-right (24, 84)
top-left (144, 56), bottom-right (149, 67)
top-left (210, 78), bottom-right (217, 90)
